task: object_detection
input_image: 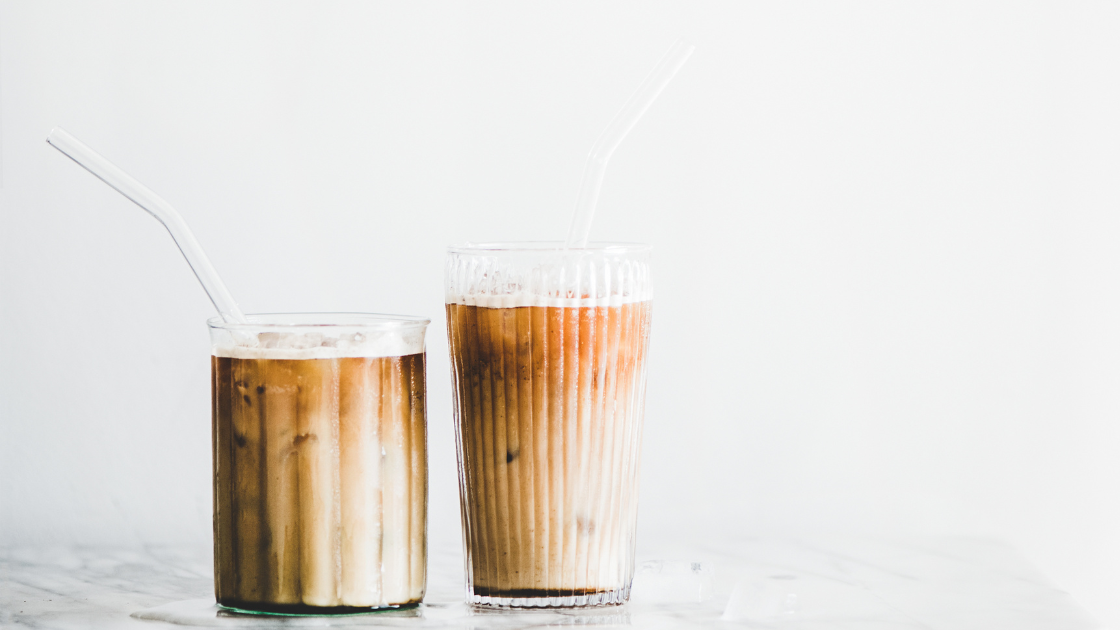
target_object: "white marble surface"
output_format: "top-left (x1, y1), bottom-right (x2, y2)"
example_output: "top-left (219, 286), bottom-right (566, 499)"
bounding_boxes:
top-left (1, 536), bottom-right (1104, 629)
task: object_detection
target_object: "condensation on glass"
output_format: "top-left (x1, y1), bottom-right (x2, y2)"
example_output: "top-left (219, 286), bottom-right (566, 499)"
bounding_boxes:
top-left (445, 243), bottom-right (653, 608)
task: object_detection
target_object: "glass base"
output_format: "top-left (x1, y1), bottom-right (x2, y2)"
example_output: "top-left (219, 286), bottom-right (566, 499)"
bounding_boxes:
top-left (217, 600), bottom-right (420, 616)
top-left (468, 584), bottom-right (630, 608)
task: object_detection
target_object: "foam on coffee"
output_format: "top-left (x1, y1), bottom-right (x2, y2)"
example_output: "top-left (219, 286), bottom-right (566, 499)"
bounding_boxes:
top-left (213, 330), bottom-right (425, 360)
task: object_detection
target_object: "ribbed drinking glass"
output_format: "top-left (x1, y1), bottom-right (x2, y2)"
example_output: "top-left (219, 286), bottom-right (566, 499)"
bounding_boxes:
top-left (445, 243), bottom-right (653, 608)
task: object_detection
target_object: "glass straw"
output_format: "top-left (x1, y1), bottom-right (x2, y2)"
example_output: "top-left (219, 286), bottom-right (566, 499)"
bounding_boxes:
top-left (565, 38), bottom-right (696, 249)
top-left (46, 128), bottom-right (247, 324)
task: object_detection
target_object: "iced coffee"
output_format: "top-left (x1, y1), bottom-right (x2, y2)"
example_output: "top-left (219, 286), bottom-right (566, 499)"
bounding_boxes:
top-left (209, 314), bottom-right (429, 614)
top-left (446, 244), bottom-right (652, 607)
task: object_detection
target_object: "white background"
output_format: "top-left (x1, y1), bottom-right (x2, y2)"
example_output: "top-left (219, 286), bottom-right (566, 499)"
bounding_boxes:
top-left (2, 1), bottom-right (1119, 625)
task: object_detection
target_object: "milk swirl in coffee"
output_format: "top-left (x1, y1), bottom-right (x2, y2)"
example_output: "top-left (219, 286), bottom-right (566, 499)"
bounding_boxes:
top-left (210, 326), bottom-right (426, 613)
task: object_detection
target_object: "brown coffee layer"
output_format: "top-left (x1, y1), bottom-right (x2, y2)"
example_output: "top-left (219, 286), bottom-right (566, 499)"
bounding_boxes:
top-left (468, 586), bottom-right (617, 598)
top-left (447, 303), bottom-right (652, 598)
top-left (212, 354), bottom-right (427, 611)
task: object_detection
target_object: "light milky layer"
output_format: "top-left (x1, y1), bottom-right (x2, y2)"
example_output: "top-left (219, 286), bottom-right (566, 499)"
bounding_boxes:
top-left (446, 292), bottom-right (651, 308)
top-left (213, 330), bottom-right (425, 360)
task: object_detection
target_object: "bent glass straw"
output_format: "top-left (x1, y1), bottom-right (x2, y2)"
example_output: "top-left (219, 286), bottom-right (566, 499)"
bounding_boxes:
top-left (565, 38), bottom-right (696, 249)
top-left (46, 128), bottom-right (247, 324)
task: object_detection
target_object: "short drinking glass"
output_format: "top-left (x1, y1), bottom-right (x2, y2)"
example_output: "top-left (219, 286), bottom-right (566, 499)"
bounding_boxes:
top-left (209, 313), bottom-right (429, 614)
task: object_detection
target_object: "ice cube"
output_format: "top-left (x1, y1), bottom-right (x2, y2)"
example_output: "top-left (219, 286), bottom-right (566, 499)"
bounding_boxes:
top-left (257, 332), bottom-right (285, 348)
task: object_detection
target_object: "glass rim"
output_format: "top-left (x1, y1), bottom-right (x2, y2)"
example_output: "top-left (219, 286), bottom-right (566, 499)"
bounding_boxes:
top-left (447, 241), bottom-right (651, 254)
top-left (207, 312), bottom-right (431, 332)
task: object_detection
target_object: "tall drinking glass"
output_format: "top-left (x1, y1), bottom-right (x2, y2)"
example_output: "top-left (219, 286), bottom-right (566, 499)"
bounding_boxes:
top-left (445, 243), bottom-right (653, 608)
top-left (208, 313), bottom-right (430, 614)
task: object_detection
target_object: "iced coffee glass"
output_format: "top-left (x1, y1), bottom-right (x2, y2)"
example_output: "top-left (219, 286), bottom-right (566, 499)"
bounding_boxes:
top-left (208, 313), bottom-right (429, 614)
top-left (446, 243), bottom-right (653, 608)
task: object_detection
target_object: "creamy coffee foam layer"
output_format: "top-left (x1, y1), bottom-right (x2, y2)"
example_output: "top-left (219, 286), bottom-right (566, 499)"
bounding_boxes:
top-left (446, 292), bottom-right (651, 308)
top-left (213, 330), bottom-right (425, 360)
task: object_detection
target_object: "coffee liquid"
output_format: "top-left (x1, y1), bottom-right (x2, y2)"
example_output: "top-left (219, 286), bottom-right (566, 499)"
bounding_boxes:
top-left (211, 354), bottom-right (426, 613)
top-left (447, 302), bottom-right (652, 605)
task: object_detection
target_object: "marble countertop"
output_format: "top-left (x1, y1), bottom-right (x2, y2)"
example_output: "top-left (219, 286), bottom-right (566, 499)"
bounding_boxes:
top-left (1, 536), bottom-right (1104, 629)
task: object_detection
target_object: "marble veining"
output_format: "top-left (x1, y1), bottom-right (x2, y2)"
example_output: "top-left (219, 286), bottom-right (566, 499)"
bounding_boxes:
top-left (0, 536), bottom-right (1102, 629)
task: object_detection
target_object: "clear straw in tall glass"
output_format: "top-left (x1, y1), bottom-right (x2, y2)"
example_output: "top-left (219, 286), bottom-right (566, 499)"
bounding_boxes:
top-left (445, 243), bottom-right (653, 608)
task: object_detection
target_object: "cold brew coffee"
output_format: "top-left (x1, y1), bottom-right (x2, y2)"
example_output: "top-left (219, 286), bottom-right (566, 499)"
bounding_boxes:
top-left (446, 244), bottom-right (652, 607)
top-left (209, 314), bottom-right (429, 614)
